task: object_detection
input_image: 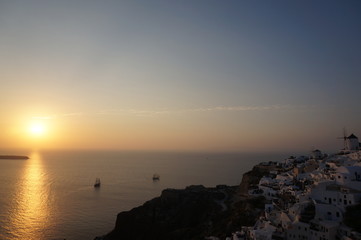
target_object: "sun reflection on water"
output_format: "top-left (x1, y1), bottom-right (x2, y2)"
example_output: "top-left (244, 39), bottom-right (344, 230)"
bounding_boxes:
top-left (8, 152), bottom-right (51, 239)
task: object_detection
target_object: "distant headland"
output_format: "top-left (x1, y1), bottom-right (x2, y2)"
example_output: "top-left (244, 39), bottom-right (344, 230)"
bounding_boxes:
top-left (0, 155), bottom-right (29, 160)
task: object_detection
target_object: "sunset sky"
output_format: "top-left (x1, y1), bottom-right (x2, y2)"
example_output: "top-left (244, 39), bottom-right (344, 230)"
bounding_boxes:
top-left (1, 0), bottom-right (360, 152)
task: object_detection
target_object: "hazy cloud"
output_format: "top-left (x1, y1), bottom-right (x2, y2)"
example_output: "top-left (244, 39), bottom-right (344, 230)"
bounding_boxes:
top-left (97, 104), bottom-right (301, 117)
top-left (187, 105), bottom-right (290, 112)
top-left (61, 112), bottom-right (84, 117)
top-left (31, 112), bottom-right (84, 119)
top-left (31, 116), bottom-right (55, 120)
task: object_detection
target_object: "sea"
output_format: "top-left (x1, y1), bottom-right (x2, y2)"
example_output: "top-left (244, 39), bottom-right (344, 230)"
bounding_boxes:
top-left (0, 150), bottom-right (289, 240)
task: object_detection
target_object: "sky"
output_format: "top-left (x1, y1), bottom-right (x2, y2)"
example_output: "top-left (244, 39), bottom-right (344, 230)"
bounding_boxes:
top-left (0, 0), bottom-right (360, 153)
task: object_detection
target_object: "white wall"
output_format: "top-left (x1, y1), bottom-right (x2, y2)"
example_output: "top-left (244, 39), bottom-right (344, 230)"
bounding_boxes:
top-left (314, 203), bottom-right (343, 222)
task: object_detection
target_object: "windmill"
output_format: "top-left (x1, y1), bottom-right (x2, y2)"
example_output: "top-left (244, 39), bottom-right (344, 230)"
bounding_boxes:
top-left (337, 128), bottom-right (348, 150)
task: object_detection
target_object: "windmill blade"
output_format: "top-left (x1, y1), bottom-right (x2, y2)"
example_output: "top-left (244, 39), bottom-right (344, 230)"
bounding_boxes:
top-left (337, 128), bottom-right (348, 150)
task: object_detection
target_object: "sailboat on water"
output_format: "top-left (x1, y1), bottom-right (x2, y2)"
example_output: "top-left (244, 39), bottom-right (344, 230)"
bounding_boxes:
top-left (152, 174), bottom-right (160, 181)
top-left (94, 178), bottom-right (101, 188)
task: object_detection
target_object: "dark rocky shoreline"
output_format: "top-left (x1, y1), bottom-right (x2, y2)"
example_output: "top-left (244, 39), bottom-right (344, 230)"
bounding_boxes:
top-left (96, 164), bottom-right (273, 240)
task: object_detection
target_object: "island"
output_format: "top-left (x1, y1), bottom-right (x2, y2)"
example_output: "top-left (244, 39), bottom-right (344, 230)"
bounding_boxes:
top-left (0, 155), bottom-right (29, 160)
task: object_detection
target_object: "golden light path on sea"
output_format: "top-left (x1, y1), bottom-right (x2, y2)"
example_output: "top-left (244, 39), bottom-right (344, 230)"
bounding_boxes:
top-left (8, 152), bottom-right (51, 239)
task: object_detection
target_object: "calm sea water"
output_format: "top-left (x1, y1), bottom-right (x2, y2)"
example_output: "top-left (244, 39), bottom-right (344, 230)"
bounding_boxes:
top-left (0, 150), bottom-right (287, 240)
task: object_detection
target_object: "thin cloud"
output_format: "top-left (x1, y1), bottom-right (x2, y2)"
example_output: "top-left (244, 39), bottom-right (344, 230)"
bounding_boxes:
top-left (98, 104), bottom-right (298, 117)
top-left (31, 112), bottom-right (84, 119)
top-left (98, 109), bottom-right (171, 117)
top-left (61, 112), bottom-right (84, 117)
top-left (187, 105), bottom-right (290, 112)
top-left (31, 115), bottom-right (56, 120)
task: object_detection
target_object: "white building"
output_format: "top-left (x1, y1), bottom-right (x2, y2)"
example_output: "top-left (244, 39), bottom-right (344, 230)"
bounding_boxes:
top-left (311, 149), bottom-right (323, 160)
top-left (287, 219), bottom-right (339, 240)
top-left (286, 221), bottom-right (310, 240)
top-left (309, 220), bottom-right (339, 240)
top-left (249, 219), bottom-right (276, 240)
top-left (311, 181), bottom-right (361, 211)
top-left (314, 202), bottom-right (343, 223)
top-left (334, 166), bottom-right (361, 185)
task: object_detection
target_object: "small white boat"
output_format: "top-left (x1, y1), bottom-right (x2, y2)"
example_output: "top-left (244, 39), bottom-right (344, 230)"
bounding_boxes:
top-left (94, 178), bottom-right (101, 187)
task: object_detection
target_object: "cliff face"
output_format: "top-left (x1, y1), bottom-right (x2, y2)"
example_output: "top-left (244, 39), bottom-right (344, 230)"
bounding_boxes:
top-left (239, 164), bottom-right (276, 195)
top-left (100, 165), bottom-right (270, 240)
top-left (104, 185), bottom-right (229, 240)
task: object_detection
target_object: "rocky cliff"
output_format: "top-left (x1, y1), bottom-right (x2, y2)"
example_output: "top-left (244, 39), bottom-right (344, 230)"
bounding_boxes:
top-left (97, 165), bottom-right (271, 240)
top-left (239, 163), bottom-right (277, 195)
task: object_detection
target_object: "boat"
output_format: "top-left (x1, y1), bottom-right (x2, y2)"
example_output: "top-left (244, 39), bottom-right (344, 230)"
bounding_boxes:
top-left (152, 174), bottom-right (160, 181)
top-left (94, 178), bottom-right (101, 188)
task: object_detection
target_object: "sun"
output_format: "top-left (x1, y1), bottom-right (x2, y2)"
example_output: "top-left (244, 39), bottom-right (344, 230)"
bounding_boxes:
top-left (28, 122), bottom-right (46, 136)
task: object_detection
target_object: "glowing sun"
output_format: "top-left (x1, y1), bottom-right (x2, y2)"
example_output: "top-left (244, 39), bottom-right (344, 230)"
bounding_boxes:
top-left (29, 122), bottom-right (46, 136)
